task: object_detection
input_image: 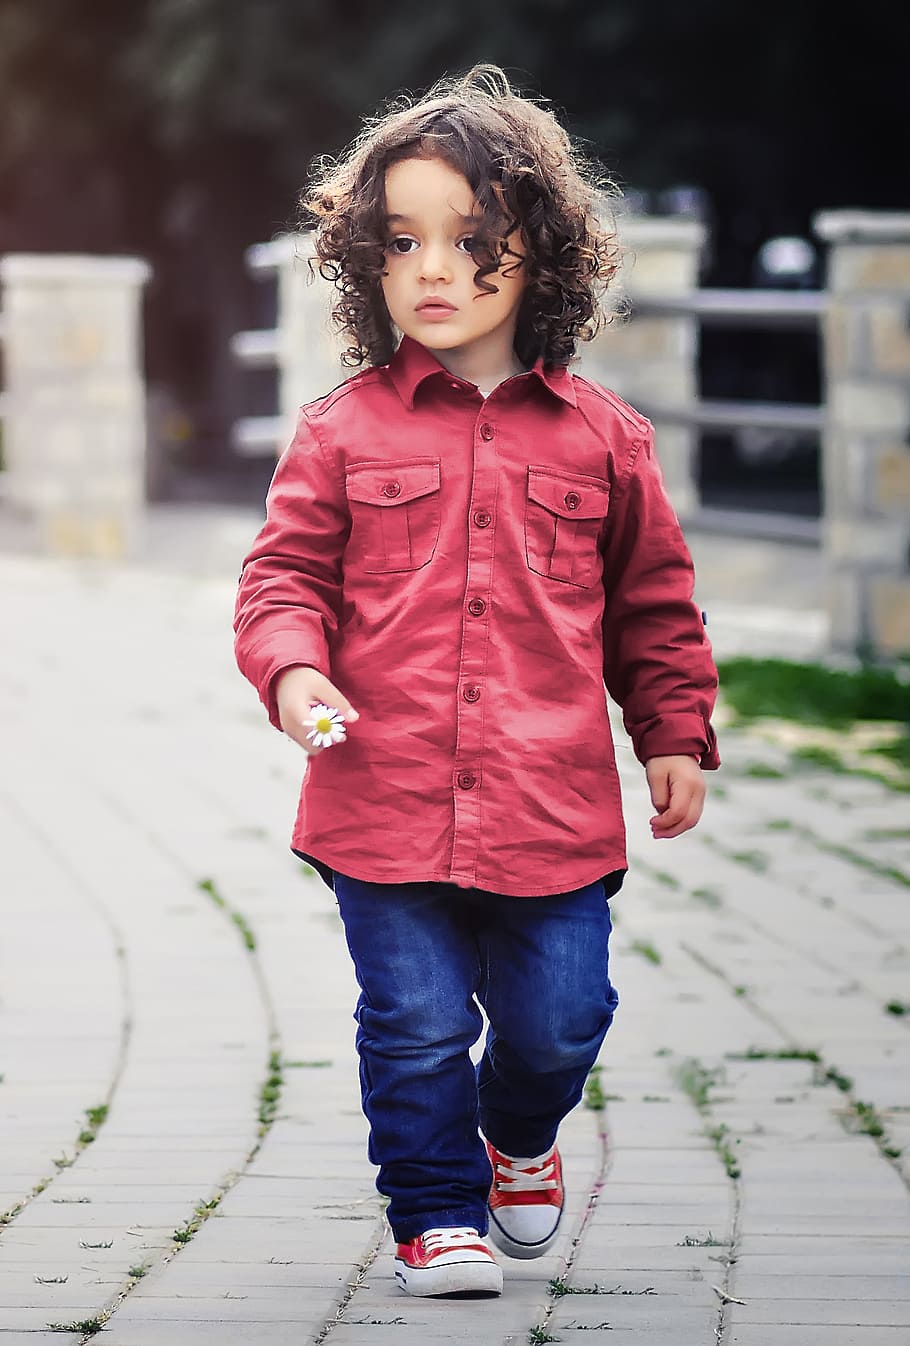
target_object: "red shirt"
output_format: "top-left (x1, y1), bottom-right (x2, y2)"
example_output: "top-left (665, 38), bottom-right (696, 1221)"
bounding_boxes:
top-left (234, 334), bottom-right (720, 898)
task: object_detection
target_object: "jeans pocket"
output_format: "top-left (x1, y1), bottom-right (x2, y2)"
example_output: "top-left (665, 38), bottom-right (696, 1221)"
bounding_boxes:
top-left (524, 467), bottom-right (610, 588)
top-left (345, 456), bottom-right (441, 572)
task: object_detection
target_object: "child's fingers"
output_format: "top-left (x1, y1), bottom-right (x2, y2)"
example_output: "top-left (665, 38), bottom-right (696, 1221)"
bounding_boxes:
top-left (288, 724), bottom-right (324, 756)
top-left (297, 699), bottom-right (358, 756)
top-left (646, 769), bottom-right (671, 815)
top-left (650, 785), bottom-right (704, 838)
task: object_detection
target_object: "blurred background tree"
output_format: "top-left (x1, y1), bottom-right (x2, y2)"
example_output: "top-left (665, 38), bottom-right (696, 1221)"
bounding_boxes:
top-left (0, 0), bottom-right (906, 488)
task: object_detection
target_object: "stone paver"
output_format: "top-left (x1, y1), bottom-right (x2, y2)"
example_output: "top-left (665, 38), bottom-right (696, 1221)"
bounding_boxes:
top-left (1, 504), bottom-right (908, 1344)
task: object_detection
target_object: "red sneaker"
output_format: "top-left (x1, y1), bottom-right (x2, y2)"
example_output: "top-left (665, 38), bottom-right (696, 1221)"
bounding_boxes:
top-left (485, 1140), bottom-right (564, 1259)
top-left (394, 1225), bottom-right (503, 1297)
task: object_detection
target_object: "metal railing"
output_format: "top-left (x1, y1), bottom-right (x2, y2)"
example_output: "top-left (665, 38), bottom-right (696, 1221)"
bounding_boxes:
top-left (627, 288), bottom-right (825, 542)
top-left (630, 289), bottom-right (824, 439)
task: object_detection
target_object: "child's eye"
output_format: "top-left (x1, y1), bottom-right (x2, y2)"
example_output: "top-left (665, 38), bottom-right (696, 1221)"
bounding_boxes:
top-left (387, 236), bottom-right (418, 255)
top-left (456, 236), bottom-right (478, 254)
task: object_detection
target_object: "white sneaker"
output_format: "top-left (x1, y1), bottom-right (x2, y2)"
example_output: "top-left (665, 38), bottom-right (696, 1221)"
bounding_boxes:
top-left (394, 1225), bottom-right (503, 1296)
top-left (485, 1140), bottom-right (565, 1259)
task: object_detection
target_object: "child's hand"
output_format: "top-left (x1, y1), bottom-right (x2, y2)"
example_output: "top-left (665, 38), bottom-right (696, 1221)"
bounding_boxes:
top-left (275, 666), bottom-right (360, 757)
top-left (644, 755), bottom-right (706, 839)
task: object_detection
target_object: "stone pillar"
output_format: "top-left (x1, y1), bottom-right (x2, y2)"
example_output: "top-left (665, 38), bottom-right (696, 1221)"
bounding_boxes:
top-left (247, 232), bottom-right (347, 449)
top-left (813, 211), bottom-right (910, 658)
top-left (0, 254), bottom-right (151, 558)
top-left (578, 217), bottom-right (705, 518)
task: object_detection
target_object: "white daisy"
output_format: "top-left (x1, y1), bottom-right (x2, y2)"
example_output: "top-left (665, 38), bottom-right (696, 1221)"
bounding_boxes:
top-left (303, 702), bottom-right (348, 749)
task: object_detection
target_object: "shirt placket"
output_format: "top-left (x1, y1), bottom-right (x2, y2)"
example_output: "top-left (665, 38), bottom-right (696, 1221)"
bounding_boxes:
top-left (449, 409), bottom-right (499, 887)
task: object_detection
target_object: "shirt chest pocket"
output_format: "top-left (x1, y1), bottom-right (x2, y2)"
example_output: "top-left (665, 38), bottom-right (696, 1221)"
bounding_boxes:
top-left (345, 457), bottom-right (442, 573)
top-left (525, 467), bottom-right (611, 588)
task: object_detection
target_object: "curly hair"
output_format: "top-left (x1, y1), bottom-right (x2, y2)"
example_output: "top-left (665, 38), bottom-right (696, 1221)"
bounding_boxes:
top-left (298, 64), bottom-right (624, 370)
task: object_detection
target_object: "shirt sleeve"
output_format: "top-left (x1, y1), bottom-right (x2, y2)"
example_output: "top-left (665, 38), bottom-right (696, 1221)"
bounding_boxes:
top-left (233, 408), bottom-right (349, 731)
top-left (600, 426), bottom-right (721, 770)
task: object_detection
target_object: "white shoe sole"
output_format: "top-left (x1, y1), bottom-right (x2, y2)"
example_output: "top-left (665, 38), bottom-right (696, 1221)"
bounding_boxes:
top-left (488, 1208), bottom-right (563, 1260)
top-left (394, 1256), bottom-right (503, 1297)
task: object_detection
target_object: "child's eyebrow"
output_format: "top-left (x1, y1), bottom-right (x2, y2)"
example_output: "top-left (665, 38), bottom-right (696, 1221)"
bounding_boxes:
top-left (385, 212), bottom-right (482, 225)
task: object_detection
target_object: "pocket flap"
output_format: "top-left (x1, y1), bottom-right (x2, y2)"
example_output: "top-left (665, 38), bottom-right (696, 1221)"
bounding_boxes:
top-left (527, 468), bottom-right (610, 519)
top-left (346, 458), bottom-right (440, 506)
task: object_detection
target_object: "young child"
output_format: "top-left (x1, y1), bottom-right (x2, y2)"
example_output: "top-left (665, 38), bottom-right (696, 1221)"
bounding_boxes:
top-left (234, 64), bottom-right (720, 1299)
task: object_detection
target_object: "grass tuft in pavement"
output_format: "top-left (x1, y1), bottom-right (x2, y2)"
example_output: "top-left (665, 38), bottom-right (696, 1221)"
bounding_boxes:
top-left (583, 1064), bottom-right (606, 1111)
top-left (629, 938), bottom-right (662, 965)
top-left (48, 1316), bottom-right (107, 1335)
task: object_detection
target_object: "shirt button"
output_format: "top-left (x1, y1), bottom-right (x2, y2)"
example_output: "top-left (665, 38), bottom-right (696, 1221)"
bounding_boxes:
top-left (382, 481), bottom-right (402, 498)
top-left (457, 771), bottom-right (477, 789)
top-left (479, 422), bottom-right (494, 441)
top-left (467, 598), bottom-right (486, 616)
top-left (473, 510), bottom-right (492, 528)
top-left (565, 491), bottom-right (581, 510)
top-left (463, 685), bottom-right (481, 703)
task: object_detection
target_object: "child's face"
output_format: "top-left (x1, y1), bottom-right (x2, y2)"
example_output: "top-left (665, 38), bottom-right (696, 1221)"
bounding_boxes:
top-left (380, 156), bottom-right (528, 364)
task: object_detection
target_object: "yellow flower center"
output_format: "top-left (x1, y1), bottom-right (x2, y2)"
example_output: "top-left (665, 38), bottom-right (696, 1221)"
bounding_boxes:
top-left (314, 715), bottom-right (333, 734)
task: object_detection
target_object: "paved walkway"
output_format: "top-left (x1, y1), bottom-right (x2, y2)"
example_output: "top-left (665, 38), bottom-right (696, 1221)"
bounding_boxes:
top-left (1, 505), bottom-right (909, 1344)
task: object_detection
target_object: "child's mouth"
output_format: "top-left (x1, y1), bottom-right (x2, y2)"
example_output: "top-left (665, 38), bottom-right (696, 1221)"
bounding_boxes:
top-left (416, 299), bottom-right (457, 319)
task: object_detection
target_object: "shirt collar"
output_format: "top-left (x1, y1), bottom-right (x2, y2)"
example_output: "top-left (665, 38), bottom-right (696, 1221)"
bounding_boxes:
top-left (385, 333), bottom-right (577, 410)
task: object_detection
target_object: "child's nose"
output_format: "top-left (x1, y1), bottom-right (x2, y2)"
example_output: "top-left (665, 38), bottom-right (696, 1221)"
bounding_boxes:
top-left (418, 242), bottom-right (452, 283)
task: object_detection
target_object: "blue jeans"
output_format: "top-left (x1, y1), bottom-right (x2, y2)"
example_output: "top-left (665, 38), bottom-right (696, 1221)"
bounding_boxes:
top-left (332, 873), bottom-right (619, 1243)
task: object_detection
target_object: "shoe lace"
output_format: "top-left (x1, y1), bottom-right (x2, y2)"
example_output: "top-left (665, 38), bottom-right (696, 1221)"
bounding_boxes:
top-left (421, 1226), bottom-right (482, 1251)
top-left (493, 1150), bottom-right (558, 1193)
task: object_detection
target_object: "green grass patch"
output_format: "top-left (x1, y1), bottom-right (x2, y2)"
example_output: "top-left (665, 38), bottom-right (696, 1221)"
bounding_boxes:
top-left (718, 655), bottom-right (910, 790)
top-left (743, 761), bottom-right (786, 779)
top-left (791, 744), bottom-right (850, 772)
top-left (716, 656), bottom-right (910, 726)
top-left (549, 1277), bottom-right (655, 1296)
top-left (729, 849), bottom-right (770, 873)
top-left (840, 1098), bottom-right (903, 1160)
top-left (823, 1065), bottom-right (854, 1092)
top-left (48, 1317), bottom-right (106, 1335)
top-left (726, 1046), bottom-right (821, 1062)
top-left (197, 877), bottom-right (256, 949)
top-left (630, 939), bottom-right (662, 965)
top-left (869, 733), bottom-right (910, 771)
top-left (258, 1049), bottom-right (284, 1132)
top-left (172, 1191), bottom-right (225, 1247)
top-left (676, 1059), bottom-right (744, 1180)
top-left (675, 1058), bottom-right (721, 1109)
top-left (583, 1064), bottom-right (606, 1112)
top-left (691, 885), bottom-right (723, 908)
top-left (706, 1122), bottom-right (741, 1179)
top-left (810, 837), bottom-right (910, 889)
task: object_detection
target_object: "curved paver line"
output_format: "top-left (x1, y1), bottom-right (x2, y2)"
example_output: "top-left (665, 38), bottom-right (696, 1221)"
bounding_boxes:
top-left (0, 787), bottom-right (131, 1226)
top-left (1, 712), bottom-right (273, 1334)
top-left (2, 526), bottom-right (910, 1343)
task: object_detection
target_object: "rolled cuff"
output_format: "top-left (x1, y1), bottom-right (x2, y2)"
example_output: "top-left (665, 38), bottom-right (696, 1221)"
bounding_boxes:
top-left (632, 713), bottom-right (720, 770)
top-left (238, 628), bottom-right (330, 732)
